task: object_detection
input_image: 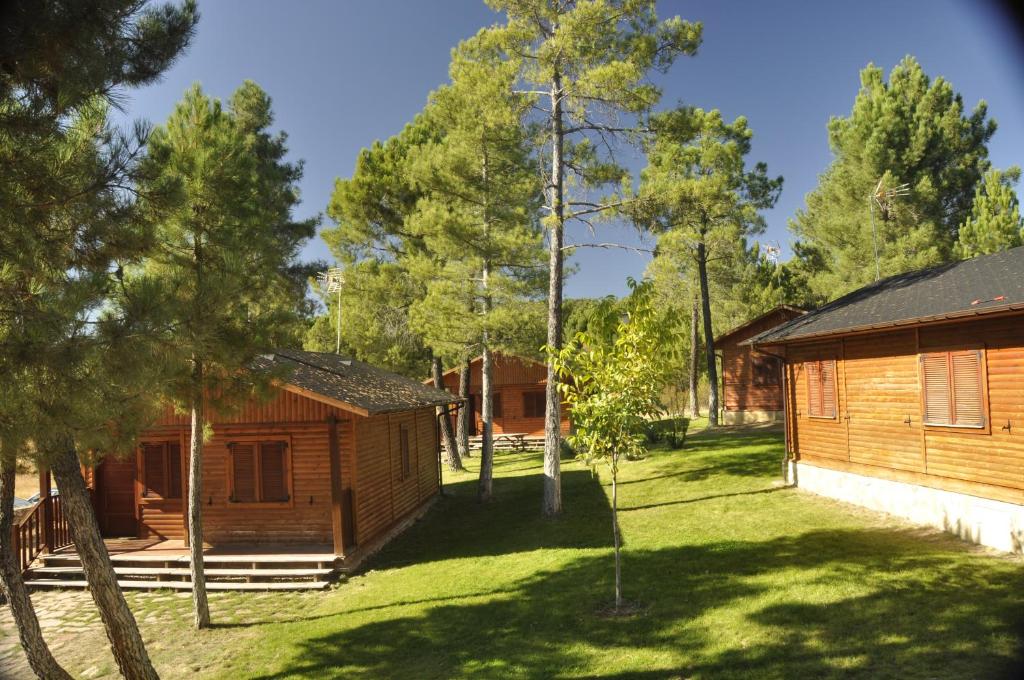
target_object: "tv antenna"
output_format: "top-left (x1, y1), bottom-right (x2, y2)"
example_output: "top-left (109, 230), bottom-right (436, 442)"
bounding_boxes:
top-left (317, 267), bottom-right (345, 355)
top-left (869, 179), bottom-right (910, 281)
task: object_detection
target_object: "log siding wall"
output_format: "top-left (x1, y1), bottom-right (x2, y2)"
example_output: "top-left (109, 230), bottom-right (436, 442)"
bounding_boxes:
top-left (441, 354), bottom-right (571, 436)
top-left (719, 308), bottom-right (804, 414)
top-left (98, 388), bottom-right (439, 549)
top-left (786, 314), bottom-right (1024, 504)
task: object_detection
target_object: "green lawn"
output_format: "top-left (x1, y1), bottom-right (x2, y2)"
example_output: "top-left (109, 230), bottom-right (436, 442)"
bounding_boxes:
top-left (36, 426), bottom-right (1024, 678)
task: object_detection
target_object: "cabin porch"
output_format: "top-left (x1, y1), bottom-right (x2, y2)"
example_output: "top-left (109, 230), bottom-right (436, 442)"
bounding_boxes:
top-left (21, 538), bottom-right (344, 591)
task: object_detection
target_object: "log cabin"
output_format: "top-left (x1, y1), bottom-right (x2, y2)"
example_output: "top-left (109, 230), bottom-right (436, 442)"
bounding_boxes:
top-left (715, 305), bottom-right (806, 425)
top-left (438, 353), bottom-right (571, 438)
top-left (88, 350), bottom-right (455, 560)
top-left (751, 246), bottom-right (1024, 552)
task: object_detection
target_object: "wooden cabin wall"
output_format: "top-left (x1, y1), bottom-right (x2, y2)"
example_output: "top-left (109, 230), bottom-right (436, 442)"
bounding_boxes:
top-left (721, 345), bottom-right (784, 412)
top-left (129, 388), bottom-right (356, 544)
top-left (786, 315), bottom-right (1024, 504)
top-left (718, 308), bottom-right (803, 414)
top-left (440, 354), bottom-right (571, 436)
top-left (353, 406), bottom-right (439, 546)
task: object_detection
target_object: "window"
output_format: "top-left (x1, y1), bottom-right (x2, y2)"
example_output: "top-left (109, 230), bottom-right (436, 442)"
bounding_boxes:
top-left (399, 425), bottom-right (412, 480)
top-left (752, 355), bottom-right (780, 386)
top-left (921, 350), bottom-right (985, 428)
top-left (805, 359), bottom-right (837, 419)
top-left (141, 442), bottom-right (182, 499)
top-left (229, 440), bottom-right (290, 503)
top-left (492, 393), bottom-right (503, 419)
top-left (523, 391), bottom-right (546, 418)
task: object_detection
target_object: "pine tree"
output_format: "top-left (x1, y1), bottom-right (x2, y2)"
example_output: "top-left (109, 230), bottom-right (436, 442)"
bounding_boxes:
top-left (483, 0), bottom-right (702, 515)
top-left (0, 2), bottom-right (196, 678)
top-left (636, 107), bottom-right (781, 426)
top-left (791, 57), bottom-right (995, 296)
top-left (405, 36), bottom-right (545, 502)
top-left (131, 82), bottom-right (314, 629)
top-left (955, 167), bottom-right (1024, 258)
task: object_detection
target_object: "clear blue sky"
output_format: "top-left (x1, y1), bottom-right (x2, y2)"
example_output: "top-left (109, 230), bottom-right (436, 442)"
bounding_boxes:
top-left (117, 0), bottom-right (1024, 299)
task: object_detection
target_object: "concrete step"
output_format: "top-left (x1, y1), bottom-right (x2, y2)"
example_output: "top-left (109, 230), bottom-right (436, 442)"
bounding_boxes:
top-left (26, 578), bottom-right (331, 591)
top-left (27, 566), bottom-right (335, 580)
top-left (41, 553), bottom-right (339, 568)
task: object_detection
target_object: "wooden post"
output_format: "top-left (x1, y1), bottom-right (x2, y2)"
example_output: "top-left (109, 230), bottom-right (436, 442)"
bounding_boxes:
top-left (327, 416), bottom-right (345, 558)
top-left (39, 467), bottom-right (53, 554)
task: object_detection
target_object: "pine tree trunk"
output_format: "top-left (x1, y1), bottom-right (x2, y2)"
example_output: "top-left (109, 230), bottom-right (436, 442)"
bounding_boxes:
top-left (688, 293), bottom-right (701, 419)
top-left (543, 67), bottom-right (565, 517)
top-left (697, 237), bottom-right (719, 427)
top-left (50, 443), bottom-right (159, 680)
top-left (478, 147), bottom-right (494, 503)
top-left (611, 460), bottom-right (622, 612)
top-left (0, 456), bottom-right (72, 680)
top-left (189, 362), bottom-right (210, 629)
top-left (456, 360), bottom-right (471, 458)
top-left (432, 356), bottom-right (463, 471)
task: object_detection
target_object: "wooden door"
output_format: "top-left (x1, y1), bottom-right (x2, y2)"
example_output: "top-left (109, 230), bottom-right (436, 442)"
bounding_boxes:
top-left (97, 458), bottom-right (137, 537)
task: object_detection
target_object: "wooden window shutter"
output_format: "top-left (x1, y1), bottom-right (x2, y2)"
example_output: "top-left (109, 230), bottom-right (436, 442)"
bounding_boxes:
top-left (231, 444), bottom-right (257, 502)
top-left (806, 362), bottom-right (822, 416)
top-left (951, 351), bottom-right (984, 427)
top-left (167, 444), bottom-right (182, 500)
top-left (143, 444), bottom-right (165, 497)
top-left (259, 442), bottom-right (288, 502)
top-left (820, 360), bottom-right (837, 418)
top-left (922, 354), bottom-right (952, 425)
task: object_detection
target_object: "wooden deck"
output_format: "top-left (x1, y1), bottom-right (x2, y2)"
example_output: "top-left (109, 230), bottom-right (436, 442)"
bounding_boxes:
top-left (23, 539), bottom-right (343, 591)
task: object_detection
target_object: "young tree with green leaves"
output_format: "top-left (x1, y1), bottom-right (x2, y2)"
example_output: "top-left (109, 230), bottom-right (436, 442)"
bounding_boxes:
top-left (791, 57), bottom-right (995, 296)
top-left (0, 2), bottom-right (196, 677)
top-left (551, 280), bottom-right (675, 612)
top-left (636, 108), bottom-right (782, 426)
top-left (955, 167), bottom-right (1024, 258)
top-left (484, 0), bottom-right (702, 515)
top-left (133, 82), bottom-right (314, 629)
top-left (406, 37), bottom-right (545, 502)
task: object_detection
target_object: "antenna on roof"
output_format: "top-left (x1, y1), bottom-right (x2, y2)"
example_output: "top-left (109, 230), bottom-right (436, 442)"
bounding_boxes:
top-left (317, 267), bottom-right (345, 355)
top-left (869, 179), bottom-right (911, 281)
top-left (764, 242), bottom-right (783, 304)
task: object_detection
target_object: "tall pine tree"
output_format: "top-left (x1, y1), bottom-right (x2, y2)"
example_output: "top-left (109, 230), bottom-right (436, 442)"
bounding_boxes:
top-left (483, 0), bottom-right (701, 515)
top-left (0, 2), bottom-right (196, 678)
top-left (131, 82), bottom-right (314, 629)
top-left (955, 167), bottom-right (1024, 258)
top-left (791, 57), bottom-right (995, 296)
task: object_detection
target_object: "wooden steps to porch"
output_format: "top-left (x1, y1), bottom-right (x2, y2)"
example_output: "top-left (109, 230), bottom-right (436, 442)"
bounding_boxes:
top-left (23, 551), bottom-right (343, 592)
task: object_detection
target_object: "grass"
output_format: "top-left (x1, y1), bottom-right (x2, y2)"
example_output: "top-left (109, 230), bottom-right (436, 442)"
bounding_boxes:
top-left (21, 426), bottom-right (1024, 678)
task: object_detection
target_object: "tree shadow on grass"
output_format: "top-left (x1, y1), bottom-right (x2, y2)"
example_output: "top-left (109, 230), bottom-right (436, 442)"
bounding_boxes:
top-left (250, 528), bottom-right (1024, 680)
top-left (377, 467), bottom-right (614, 569)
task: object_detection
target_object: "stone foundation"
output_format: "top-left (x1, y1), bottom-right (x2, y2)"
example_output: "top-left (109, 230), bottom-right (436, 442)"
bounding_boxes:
top-left (793, 461), bottom-right (1024, 553)
top-left (722, 410), bottom-right (784, 425)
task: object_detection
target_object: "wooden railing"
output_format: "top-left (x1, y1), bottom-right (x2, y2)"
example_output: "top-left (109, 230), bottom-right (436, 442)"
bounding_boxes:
top-left (11, 494), bottom-right (72, 572)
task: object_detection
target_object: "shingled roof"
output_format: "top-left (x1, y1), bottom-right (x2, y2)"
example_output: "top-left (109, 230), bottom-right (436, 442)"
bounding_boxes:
top-left (750, 246), bottom-right (1024, 346)
top-left (253, 349), bottom-right (457, 416)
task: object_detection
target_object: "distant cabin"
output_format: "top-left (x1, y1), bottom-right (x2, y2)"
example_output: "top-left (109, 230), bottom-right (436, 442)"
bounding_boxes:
top-left (438, 353), bottom-right (571, 437)
top-left (715, 305), bottom-right (806, 425)
top-left (89, 350), bottom-right (453, 560)
top-left (752, 246), bottom-right (1024, 553)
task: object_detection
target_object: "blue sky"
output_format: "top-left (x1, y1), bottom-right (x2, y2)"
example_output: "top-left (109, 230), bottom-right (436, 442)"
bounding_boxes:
top-left (117, 0), bottom-right (1024, 298)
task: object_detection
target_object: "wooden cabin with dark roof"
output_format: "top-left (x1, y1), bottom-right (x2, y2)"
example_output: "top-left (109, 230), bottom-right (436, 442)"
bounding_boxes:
top-left (752, 246), bottom-right (1024, 552)
top-left (18, 351), bottom-right (456, 591)
top-left (715, 305), bottom-right (806, 425)
top-left (438, 352), bottom-right (570, 439)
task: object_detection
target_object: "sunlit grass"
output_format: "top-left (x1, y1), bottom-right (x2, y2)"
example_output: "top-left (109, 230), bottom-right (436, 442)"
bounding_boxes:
top-left (42, 427), bottom-right (1024, 678)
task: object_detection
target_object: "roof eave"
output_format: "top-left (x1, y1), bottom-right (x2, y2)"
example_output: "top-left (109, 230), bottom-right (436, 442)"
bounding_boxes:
top-left (750, 302), bottom-right (1024, 348)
